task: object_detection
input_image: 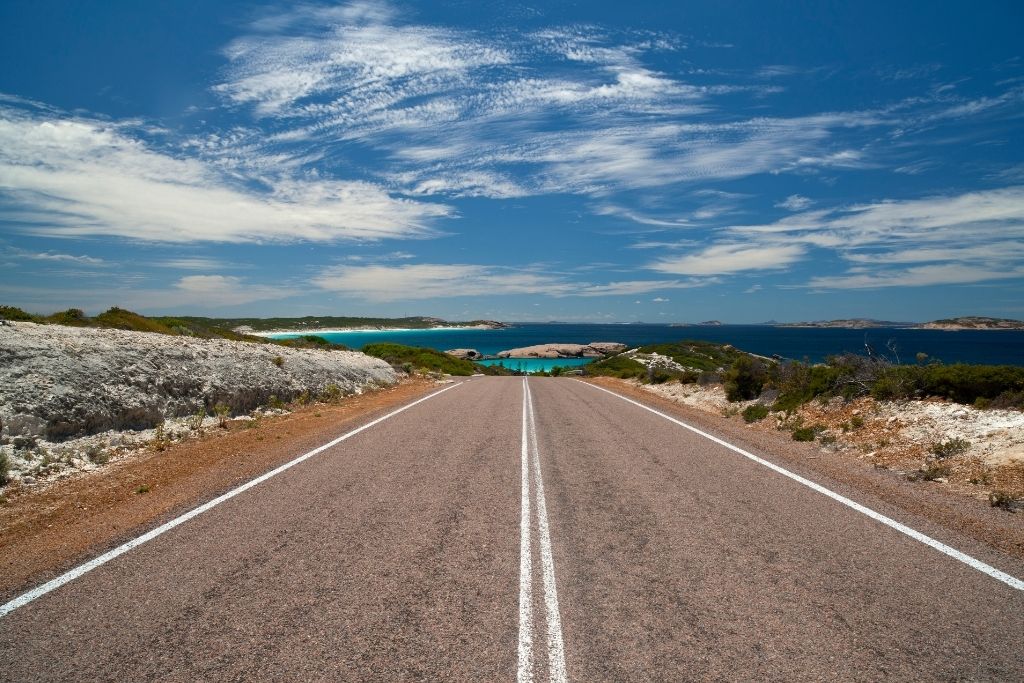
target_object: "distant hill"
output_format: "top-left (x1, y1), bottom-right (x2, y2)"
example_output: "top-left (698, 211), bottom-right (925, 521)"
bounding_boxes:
top-left (777, 318), bottom-right (913, 329)
top-left (917, 316), bottom-right (1024, 330)
top-left (0, 305), bottom-right (508, 340)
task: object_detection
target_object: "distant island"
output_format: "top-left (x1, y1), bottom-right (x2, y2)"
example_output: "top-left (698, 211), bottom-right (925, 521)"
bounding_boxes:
top-left (776, 316), bottom-right (1023, 330)
top-left (777, 318), bottom-right (913, 329)
top-left (916, 316), bottom-right (1024, 331)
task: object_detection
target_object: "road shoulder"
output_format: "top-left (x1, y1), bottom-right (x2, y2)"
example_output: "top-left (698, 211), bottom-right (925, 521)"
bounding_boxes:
top-left (584, 377), bottom-right (1024, 562)
top-left (0, 378), bottom-right (442, 600)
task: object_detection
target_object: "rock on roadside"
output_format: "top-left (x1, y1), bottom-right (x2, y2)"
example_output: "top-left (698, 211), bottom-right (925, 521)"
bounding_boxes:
top-left (445, 348), bottom-right (482, 360)
top-left (496, 341), bottom-right (626, 359)
top-left (0, 322), bottom-right (398, 441)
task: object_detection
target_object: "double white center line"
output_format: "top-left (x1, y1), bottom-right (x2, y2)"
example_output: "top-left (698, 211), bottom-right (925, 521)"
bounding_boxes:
top-left (518, 377), bottom-right (569, 683)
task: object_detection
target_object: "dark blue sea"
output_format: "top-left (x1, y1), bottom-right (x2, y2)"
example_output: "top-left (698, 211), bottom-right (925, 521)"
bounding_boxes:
top-left (271, 324), bottom-right (1024, 367)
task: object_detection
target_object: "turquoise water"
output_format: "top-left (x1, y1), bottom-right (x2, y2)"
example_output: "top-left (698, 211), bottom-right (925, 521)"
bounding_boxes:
top-left (269, 323), bottom-right (1024, 366)
top-left (475, 357), bottom-right (593, 373)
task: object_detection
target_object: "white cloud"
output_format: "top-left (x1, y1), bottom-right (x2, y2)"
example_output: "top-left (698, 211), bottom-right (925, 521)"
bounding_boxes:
top-left (806, 264), bottom-right (1024, 290)
top-left (775, 194), bottom-right (813, 211)
top-left (313, 263), bottom-right (571, 301)
top-left (212, 3), bottom-right (898, 200)
top-left (0, 274), bottom-right (300, 312)
top-left (649, 243), bottom-right (805, 275)
top-left (152, 257), bottom-right (236, 270)
top-left (5, 247), bottom-right (105, 266)
top-left (652, 296), bottom-right (669, 302)
top-left (0, 106), bottom-right (451, 243)
top-left (312, 263), bottom-right (710, 301)
top-left (722, 186), bottom-right (1024, 289)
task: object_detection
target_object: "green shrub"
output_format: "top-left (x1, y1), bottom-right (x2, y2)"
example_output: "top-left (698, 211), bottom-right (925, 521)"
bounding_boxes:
top-left (87, 446), bottom-right (110, 465)
top-left (917, 364), bottom-right (1024, 405)
top-left (272, 355), bottom-right (284, 368)
top-left (791, 427), bottom-right (816, 442)
top-left (649, 369), bottom-right (674, 384)
top-left (989, 491), bottom-right (1022, 511)
top-left (724, 356), bottom-right (769, 402)
top-left (584, 354), bottom-right (647, 380)
top-left (0, 451), bottom-right (9, 485)
top-left (0, 305), bottom-right (36, 321)
top-left (990, 390), bottom-right (1024, 410)
top-left (850, 415), bottom-right (865, 429)
top-left (742, 404), bottom-right (770, 423)
top-left (920, 462), bottom-right (951, 481)
top-left (930, 437), bottom-right (971, 459)
top-left (321, 384), bottom-right (343, 402)
top-left (214, 403), bottom-right (231, 428)
top-left (46, 308), bottom-right (88, 326)
top-left (187, 408), bottom-right (206, 431)
top-left (94, 307), bottom-right (178, 334)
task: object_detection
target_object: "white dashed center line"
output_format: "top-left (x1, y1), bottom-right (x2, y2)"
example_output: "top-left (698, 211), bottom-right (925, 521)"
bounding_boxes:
top-left (518, 377), bottom-right (569, 682)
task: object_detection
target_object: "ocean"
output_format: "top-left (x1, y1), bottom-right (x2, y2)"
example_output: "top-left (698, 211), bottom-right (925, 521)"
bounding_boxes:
top-left (269, 323), bottom-right (1024, 367)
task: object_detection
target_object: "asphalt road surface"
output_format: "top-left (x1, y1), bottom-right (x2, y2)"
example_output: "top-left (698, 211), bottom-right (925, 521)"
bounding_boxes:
top-left (1, 377), bottom-right (1022, 681)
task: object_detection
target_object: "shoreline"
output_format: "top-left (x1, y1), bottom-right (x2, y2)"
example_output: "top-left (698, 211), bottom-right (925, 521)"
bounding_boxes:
top-left (254, 324), bottom-right (502, 337)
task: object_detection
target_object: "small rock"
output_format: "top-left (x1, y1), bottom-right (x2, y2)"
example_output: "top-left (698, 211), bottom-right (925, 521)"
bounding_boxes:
top-left (21, 476), bottom-right (36, 485)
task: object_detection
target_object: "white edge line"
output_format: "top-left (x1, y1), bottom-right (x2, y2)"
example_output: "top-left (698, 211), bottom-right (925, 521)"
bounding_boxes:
top-left (576, 380), bottom-right (1024, 592)
top-left (526, 378), bottom-right (569, 683)
top-left (518, 378), bottom-right (534, 683)
top-left (0, 382), bottom-right (464, 619)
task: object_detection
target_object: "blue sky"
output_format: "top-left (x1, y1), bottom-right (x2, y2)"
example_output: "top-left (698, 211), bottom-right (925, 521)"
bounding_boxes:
top-left (1, 0), bottom-right (1022, 323)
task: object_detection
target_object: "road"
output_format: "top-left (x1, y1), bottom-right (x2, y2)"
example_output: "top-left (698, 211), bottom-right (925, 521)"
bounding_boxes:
top-left (1, 376), bottom-right (1022, 681)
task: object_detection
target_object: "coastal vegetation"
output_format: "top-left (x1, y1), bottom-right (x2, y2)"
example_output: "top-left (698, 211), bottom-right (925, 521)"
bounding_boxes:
top-left (361, 342), bottom-right (512, 376)
top-left (585, 337), bottom-right (1024, 412)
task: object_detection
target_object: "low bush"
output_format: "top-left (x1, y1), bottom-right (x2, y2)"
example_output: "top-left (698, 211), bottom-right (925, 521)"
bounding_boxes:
top-left (724, 355), bottom-right (769, 401)
top-left (989, 491), bottom-right (1022, 512)
top-left (0, 451), bottom-right (9, 485)
top-left (990, 390), bottom-right (1024, 410)
top-left (45, 308), bottom-right (88, 326)
top-left (584, 355), bottom-right (648, 380)
top-left (0, 305), bottom-right (37, 321)
top-left (742, 404), bottom-right (770, 423)
top-left (920, 462), bottom-right (951, 481)
top-left (930, 437), bottom-right (971, 459)
top-left (320, 384), bottom-right (344, 402)
top-left (214, 403), bottom-right (230, 428)
top-left (791, 427), bottom-right (816, 442)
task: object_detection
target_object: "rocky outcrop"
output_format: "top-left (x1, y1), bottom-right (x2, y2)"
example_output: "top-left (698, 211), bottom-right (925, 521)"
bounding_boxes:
top-left (445, 348), bottom-right (482, 360)
top-left (0, 322), bottom-right (397, 441)
top-left (496, 342), bottom-right (626, 359)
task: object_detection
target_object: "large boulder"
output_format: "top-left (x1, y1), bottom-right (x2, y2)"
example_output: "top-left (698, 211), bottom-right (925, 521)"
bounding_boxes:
top-left (445, 348), bottom-right (482, 360)
top-left (496, 341), bottom-right (626, 359)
